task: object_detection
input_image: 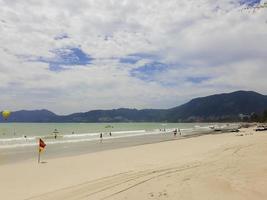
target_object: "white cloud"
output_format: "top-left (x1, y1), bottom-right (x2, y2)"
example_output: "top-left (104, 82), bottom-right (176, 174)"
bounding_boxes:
top-left (0, 0), bottom-right (266, 114)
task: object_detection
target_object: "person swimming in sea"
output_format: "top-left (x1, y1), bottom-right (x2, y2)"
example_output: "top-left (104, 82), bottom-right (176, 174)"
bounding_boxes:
top-left (53, 129), bottom-right (59, 139)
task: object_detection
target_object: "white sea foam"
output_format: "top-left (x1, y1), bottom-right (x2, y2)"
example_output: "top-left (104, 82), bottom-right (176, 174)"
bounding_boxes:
top-left (63, 130), bottom-right (146, 138)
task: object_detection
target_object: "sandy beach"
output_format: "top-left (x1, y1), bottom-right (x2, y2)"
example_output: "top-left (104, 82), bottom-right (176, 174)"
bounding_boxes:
top-left (1, 127), bottom-right (267, 200)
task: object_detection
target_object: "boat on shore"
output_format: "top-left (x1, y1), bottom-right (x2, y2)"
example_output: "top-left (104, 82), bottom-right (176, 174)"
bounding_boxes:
top-left (255, 125), bottom-right (267, 131)
top-left (213, 124), bottom-right (240, 132)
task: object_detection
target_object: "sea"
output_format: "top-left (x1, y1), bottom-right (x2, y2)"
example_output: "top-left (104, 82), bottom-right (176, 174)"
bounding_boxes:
top-left (0, 122), bottom-right (238, 149)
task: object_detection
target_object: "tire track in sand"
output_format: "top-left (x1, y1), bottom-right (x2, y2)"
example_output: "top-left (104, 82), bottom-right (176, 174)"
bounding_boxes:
top-left (25, 163), bottom-right (201, 200)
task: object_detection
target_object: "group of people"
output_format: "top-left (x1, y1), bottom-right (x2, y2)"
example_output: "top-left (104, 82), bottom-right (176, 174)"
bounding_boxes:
top-left (51, 129), bottom-right (112, 143)
top-left (99, 132), bottom-right (112, 143)
top-left (160, 128), bottom-right (182, 137)
top-left (173, 128), bottom-right (181, 137)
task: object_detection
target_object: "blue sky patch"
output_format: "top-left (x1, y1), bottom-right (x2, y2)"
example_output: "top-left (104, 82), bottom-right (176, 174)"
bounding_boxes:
top-left (186, 76), bottom-right (210, 84)
top-left (239, 0), bottom-right (261, 6)
top-left (120, 53), bottom-right (159, 64)
top-left (130, 62), bottom-right (168, 81)
top-left (35, 47), bottom-right (93, 71)
top-left (120, 56), bottom-right (140, 64)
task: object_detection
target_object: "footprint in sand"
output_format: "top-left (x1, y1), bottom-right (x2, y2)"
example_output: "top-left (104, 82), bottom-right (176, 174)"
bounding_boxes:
top-left (183, 177), bottom-right (191, 182)
top-left (148, 191), bottom-right (168, 198)
top-left (148, 192), bottom-right (154, 197)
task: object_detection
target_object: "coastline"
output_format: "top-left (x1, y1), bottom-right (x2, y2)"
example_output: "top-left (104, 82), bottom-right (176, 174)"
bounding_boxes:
top-left (0, 129), bottom-right (210, 165)
top-left (1, 126), bottom-right (267, 200)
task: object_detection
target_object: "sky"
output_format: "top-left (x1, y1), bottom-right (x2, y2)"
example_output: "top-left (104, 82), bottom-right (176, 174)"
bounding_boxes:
top-left (0, 0), bottom-right (267, 114)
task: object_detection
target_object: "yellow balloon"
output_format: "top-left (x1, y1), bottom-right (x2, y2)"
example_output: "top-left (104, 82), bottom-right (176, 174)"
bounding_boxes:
top-left (2, 110), bottom-right (11, 120)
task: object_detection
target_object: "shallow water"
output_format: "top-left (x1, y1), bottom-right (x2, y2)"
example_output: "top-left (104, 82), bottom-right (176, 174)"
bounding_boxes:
top-left (0, 122), bottom-right (225, 148)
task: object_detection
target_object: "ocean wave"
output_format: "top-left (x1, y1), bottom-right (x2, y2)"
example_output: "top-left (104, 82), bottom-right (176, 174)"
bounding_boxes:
top-left (63, 130), bottom-right (146, 138)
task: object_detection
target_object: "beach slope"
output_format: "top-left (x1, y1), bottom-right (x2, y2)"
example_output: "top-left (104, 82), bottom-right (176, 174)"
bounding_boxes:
top-left (0, 127), bottom-right (267, 200)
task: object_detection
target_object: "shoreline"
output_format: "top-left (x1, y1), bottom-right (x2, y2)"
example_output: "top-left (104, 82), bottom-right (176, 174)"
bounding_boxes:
top-left (0, 130), bottom-right (213, 165)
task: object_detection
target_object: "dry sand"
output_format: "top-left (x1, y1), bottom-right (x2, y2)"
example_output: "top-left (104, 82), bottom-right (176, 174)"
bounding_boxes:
top-left (0, 127), bottom-right (267, 200)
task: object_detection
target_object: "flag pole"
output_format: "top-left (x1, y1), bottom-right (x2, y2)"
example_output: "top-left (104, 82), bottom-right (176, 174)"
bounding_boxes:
top-left (38, 149), bottom-right (41, 163)
top-left (38, 138), bottom-right (46, 164)
top-left (38, 138), bottom-right (41, 164)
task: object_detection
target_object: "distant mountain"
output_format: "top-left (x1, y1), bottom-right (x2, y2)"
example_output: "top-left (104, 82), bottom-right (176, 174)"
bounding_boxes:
top-left (0, 109), bottom-right (58, 122)
top-left (1, 91), bottom-right (267, 122)
top-left (58, 108), bottom-right (168, 122)
top-left (167, 91), bottom-right (267, 122)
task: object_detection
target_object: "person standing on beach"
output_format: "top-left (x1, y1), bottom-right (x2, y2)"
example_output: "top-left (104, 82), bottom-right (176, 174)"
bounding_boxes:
top-left (100, 133), bottom-right (103, 143)
top-left (174, 129), bottom-right (177, 137)
top-left (109, 132), bottom-right (112, 136)
top-left (178, 129), bottom-right (181, 136)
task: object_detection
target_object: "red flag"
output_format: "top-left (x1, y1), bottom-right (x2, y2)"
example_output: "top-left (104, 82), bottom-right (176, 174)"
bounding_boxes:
top-left (39, 138), bottom-right (46, 152)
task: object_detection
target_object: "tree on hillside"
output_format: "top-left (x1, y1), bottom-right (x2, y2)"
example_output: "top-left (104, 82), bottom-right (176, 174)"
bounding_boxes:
top-left (263, 110), bottom-right (267, 122)
top-left (250, 113), bottom-right (260, 122)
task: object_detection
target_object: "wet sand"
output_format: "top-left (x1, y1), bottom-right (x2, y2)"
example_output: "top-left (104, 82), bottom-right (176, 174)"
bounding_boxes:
top-left (0, 131), bottom-right (200, 165)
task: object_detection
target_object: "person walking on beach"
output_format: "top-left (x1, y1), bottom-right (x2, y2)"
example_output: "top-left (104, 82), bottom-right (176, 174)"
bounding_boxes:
top-left (173, 129), bottom-right (177, 137)
top-left (178, 128), bottom-right (181, 136)
top-left (100, 133), bottom-right (103, 143)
